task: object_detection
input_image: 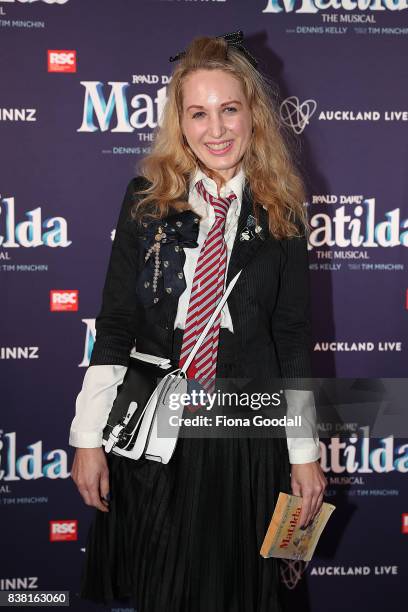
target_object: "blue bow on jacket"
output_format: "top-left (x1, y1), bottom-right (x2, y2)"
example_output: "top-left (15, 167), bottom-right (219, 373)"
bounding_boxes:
top-left (135, 209), bottom-right (200, 307)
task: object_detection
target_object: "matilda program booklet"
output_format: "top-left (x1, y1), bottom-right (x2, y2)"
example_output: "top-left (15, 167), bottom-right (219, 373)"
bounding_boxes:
top-left (260, 492), bottom-right (336, 561)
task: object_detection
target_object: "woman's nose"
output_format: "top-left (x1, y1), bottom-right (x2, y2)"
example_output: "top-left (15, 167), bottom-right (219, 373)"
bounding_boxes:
top-left (208, 114), bottom-right (226, 139)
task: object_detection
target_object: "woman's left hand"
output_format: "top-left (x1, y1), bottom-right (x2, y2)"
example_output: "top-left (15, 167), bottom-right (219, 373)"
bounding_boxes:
top-left (290, 461), bottom-right (328, 528)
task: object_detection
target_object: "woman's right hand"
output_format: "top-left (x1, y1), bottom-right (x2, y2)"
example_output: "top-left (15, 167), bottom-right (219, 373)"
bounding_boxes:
top-left (71, 447), bottom-right (110, 512)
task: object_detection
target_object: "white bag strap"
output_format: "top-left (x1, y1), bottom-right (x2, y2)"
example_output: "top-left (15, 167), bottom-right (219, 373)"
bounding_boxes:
top-left (181, 269), bottom-right (242, 375)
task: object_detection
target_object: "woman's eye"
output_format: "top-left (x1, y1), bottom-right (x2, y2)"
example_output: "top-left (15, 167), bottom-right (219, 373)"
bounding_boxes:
top-left (191, 107), bottom-right (237, 119)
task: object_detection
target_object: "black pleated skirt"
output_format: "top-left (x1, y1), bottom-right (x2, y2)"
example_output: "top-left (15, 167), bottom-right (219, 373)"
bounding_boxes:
top-left (79, 329), bottom-right (292, 612)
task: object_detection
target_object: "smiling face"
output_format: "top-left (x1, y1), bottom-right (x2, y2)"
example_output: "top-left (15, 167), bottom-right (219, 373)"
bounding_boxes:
top-left (180, 69), bottom-right (253, 183)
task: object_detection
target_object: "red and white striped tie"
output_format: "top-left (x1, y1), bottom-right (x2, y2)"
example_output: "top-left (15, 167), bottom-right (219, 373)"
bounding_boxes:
top-left (178, 179), bottom-right (237, 393)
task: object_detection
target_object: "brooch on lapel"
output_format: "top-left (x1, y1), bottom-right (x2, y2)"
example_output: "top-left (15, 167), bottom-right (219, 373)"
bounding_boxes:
top-left (136, 209), bottom-right (200, 307)
top-left (239, 214), bottom-right (264, 241)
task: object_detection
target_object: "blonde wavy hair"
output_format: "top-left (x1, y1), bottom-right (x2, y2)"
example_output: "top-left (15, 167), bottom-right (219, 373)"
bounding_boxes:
top-left (131, 35), bottom-right (308, 239)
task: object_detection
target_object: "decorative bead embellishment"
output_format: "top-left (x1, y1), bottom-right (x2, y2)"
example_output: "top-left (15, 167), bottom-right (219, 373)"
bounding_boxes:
top-left (166, 287), bottom-right (172, 293)
top-left (155, 226), bottom-right (166, 241)
top-left (177, 272), bottom-right (183, 279)
top-left (144, 281), bottom-right (150, 288)
top-left (174, 245), bottom-right (180, 252)
top-left (163, 260), bottom-right (169, 267)
top-left (144, 241), bottom-right (161, 293)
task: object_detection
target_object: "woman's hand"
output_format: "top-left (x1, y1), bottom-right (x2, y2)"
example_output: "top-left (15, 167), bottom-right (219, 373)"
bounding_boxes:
top-left (290, 460), bottom-right (328, 528)
top-left (71, 448), bottom-right (110, 513)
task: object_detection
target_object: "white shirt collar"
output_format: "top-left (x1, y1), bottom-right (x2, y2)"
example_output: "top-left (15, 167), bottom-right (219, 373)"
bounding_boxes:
top-left (188, 165), bottom-right (246, 218)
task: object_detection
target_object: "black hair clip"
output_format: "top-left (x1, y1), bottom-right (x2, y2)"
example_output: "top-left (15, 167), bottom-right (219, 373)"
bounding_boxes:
top-left (169, 30), bottom-right (258, 69)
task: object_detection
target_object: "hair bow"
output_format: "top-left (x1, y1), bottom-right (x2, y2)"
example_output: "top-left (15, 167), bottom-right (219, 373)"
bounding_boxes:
top-left (169, 30), bottom-right (258, 69)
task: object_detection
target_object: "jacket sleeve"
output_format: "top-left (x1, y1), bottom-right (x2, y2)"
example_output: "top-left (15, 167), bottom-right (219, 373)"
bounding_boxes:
top-left (271, 227), bottom-right (321, 464)
top-left (89, 177), bottom-right (144, 367)
top-left (271, 229), bottom-right (313, 382)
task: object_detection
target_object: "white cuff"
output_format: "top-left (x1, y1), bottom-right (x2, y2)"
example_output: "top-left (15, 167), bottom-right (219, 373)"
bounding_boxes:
top-left (69, 430), bottom-right (103, 448)
top-left (285, 389), bottom-right (321, 464)
top-left (287, 439), bottom-right (321, 464)
top-left (69, 364), bottom-right (127, 449)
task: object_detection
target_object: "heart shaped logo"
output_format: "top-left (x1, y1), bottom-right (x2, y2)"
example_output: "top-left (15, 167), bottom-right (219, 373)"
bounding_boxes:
top-left (280, 96), bottom-right (317, 135)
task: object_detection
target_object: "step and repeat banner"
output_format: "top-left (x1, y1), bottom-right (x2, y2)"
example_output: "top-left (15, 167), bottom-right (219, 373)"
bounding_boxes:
top-left (1, 0), bottom-right (407, 610)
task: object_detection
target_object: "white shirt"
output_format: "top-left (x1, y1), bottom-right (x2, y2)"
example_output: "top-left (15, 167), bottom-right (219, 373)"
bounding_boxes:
top-left (69, 168), bottom-right (321, 464)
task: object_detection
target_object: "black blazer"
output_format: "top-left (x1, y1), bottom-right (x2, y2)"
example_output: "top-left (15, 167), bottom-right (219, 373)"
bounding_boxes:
top-left (89, 176), bottom-right (313, 384)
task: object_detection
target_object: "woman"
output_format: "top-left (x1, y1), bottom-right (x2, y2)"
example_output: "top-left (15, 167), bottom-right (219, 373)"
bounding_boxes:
top-left (70, 33), bottom-right (327, 612)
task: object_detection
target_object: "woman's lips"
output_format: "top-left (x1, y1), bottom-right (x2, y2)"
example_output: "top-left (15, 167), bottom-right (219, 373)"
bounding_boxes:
top-left (205, 140), bottom-right (233, 155)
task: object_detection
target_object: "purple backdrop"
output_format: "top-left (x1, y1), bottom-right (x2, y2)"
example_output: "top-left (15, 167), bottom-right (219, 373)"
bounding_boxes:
top-left (1, 0), bottom-right (407, 610)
